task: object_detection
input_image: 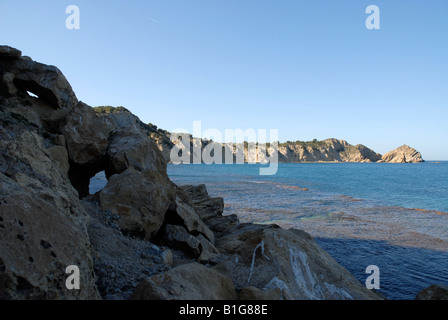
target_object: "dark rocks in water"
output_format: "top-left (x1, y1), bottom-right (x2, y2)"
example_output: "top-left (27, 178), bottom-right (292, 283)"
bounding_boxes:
top-left (0, 45), bottom-right (385, 300)
top-left (415, 284), bottom-right (448, 300)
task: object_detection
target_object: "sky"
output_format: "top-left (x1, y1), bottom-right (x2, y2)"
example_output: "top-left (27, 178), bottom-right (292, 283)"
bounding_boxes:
top-left (1, 0), bottom-right (447, 160)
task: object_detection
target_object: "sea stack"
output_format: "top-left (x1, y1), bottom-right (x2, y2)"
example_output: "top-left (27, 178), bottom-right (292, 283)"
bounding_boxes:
top-left (380, 145), bottom-right (425, 163)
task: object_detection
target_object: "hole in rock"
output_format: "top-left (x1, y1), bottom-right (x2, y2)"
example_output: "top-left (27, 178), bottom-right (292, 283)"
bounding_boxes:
top-left (26, 91), bottom-right (39, 98)
top-left (69, 159), bottom-right (111, 198)
top-left (13, 78), bottom-right (59, 109)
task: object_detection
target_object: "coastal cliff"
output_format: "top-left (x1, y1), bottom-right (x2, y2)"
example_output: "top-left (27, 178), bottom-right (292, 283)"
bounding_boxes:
top-left (0, 45), bottom-right (384, 300)
top-left (91, 107), bottom-right (424, 164)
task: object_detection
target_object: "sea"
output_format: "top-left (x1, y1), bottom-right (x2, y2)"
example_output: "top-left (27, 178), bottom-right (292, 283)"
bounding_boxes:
top-left (90, 161), bottom-right (448, 300)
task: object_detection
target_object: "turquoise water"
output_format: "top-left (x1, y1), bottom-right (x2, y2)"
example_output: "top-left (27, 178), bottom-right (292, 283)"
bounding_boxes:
top-left (166, 162), bottom-right (448, 300)
top-left (167, 162), bottom-right (448, 213)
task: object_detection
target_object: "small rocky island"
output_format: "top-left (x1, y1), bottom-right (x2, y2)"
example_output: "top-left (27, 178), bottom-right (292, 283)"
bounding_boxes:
top-left (0, 45), bottom-right (433, 300)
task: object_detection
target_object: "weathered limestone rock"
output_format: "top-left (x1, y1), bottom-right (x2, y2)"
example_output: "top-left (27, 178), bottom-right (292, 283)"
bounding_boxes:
top-left (107, 127), bottom-right (168, 177)
top-left (99, 167), bottom-right (176, 240)
top-left (0, 189), bottom-right (100, 299)
top-left (131, 263), bottom-right (238, 300)
top-left (0, 50), bottom-right (77, 114)
top-left (0, 106), bottom-right (100, 299)
top-left (61, 101), bottom-right (113, 167)
top-left (166, 197), bottom-right (215, 244)
top-left (214, 224), bottom-right (381, 300)
top-left (381, 145), bottom-right (424, 163)
top-left (162, 224), bottom-right (202, 258)
top-left (0, 46), bottom-right (22, 59)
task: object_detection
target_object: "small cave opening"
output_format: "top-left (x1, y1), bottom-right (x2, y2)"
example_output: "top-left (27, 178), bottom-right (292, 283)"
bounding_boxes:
top-left (68, 160), bottom-right (110, 199)
top-left (26, 91), bottom-right (39, 99)
top-left (13, 78), bottom-right (59, 109)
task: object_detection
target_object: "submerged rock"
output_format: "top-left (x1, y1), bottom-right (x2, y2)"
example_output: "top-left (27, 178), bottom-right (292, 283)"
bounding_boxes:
top-left (415, 284), bottom-right (448, 300)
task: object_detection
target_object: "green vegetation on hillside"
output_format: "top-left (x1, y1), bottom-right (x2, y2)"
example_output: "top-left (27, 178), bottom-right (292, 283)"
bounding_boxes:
top-left (278, 139), bottom-right (326, 149)
top-left (93, 106), bottom-right (130, 114)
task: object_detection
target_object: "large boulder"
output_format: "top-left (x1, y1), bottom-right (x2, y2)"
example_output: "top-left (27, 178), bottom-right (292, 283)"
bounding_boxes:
top-left (381, 145), bottom-right (424, 163)
top-left (131, 263), bottom-right (238, 300)
top-left (99, 167), bottom-right (176, 240)
top-left (0, 187), bottom-right (100, 299)
top-left (0, 47), bottom-right (78, 117)
top-left (214, 224), bottom-right (381, 300)
top-left (107, 127), bottom-right (168, 177)
top-left (0, 118), bottom-right (100, 299)
top-left (61, 102), bottom-right (113, 168)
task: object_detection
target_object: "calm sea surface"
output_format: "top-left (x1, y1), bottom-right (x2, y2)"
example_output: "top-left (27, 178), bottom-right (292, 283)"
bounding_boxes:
top-left (90, 162), bottom-right (448, 300)
top-left (166, 162), bottom-right (448, 300)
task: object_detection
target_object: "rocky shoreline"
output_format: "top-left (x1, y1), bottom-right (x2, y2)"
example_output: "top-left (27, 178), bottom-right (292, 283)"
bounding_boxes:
top-left (0, 46), bottom-right (441, 300)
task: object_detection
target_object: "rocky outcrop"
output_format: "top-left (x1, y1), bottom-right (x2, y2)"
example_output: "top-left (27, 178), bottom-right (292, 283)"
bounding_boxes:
top-left (277, 139), bottom-right (382, 163)
top-left (131, 263), bottom-right (238, 300)
top-left (0, 49), bottom-right (101, 299)
top-left (98, 168), bottom-right (176, 240)
top-left (1, 45), bottom-right (384, 300)
top-left (214, 224), bottom-right (380, 300)
top-left (380, 145), bottom-right (424, 163)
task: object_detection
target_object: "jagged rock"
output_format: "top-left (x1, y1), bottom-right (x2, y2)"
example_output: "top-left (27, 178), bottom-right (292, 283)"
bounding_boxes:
top-left (86, 207), bottom-right (171, 300)
top-left (214, 224), bottom-right (381, 300)
top-left (107, 127), bottom-right (168, 177)
top-left (181, 184), bottom-right (225, 219)
top-left (163, 224), bottom-right (202, 258)
top-left (381, 145), bottom-right (424, 163)
top-left (94, 108), bottom-right (174, 163)
top-left (0, 46), bottom-right (22, 59)
top-left (0, 189), bottom-right (100, 299)
top-left (0, 127), bottom-right (100, 299)
top-left (60, 102), bottom-right (115, 197)
top-left (166, 197), bottom-right (215, 244)
top-left (61, 101), bottom-right (113, 167)
top-left (99, 168), bottom-right (176, 240)
top-left (131, 263), bottom-right (238, 300)
top-left (197, 234), bottom-right (220, 265)
top-left (415, 284), bottom-right (448, 300)
top-left (45, 145), bottom-right (70, 176)
top-left (0, 49), bottom-right (77, 114)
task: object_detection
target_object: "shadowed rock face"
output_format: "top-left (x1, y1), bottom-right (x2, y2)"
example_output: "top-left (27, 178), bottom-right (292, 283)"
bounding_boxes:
top-left (415, 284), bottom-right (448, 300)
top-left (0, 45), bottom-right (386, 300)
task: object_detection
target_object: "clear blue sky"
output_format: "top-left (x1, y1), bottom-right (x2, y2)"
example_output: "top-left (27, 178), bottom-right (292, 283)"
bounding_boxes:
top-left (1, 1), bottom-right (447, 159)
